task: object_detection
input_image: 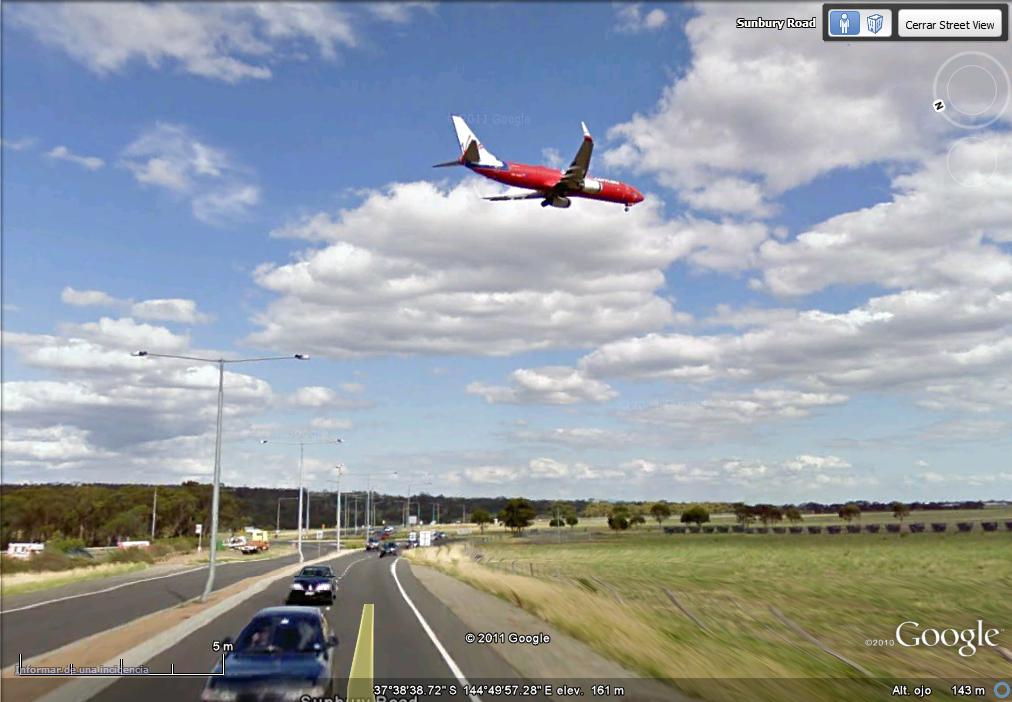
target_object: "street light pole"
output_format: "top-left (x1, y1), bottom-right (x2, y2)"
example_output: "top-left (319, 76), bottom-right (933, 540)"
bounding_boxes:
top-left (334, 464), bottom-right (343, 552)
top-left (276, 497), bottom-right (297, 535)
top-left (297, 443), bottom-right (305, 561)
top-left (132, 350), bottom-right (309, 603)
top-left (151, 487), bottom-right (158, 540)
top-left (260, 435), bottom-right (342, 563)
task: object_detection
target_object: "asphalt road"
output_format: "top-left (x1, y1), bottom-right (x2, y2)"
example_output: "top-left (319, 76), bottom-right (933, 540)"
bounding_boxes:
top-left (87, 551), bottom-right (537, 702)
top-left (1, 552), bottom-right (305, 668)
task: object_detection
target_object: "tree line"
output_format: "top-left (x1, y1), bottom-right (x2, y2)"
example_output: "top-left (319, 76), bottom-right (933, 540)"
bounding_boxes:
top-left (1, 482), bottom-right (994, 547)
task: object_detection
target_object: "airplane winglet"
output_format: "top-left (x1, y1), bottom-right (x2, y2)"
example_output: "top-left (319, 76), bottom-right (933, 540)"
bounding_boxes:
top-left (581, 121), bottom-right (591, 140)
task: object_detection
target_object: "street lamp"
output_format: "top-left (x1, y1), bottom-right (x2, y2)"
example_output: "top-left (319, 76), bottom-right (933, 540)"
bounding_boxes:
top-left (260, 436), bottom-right (343, 562)
top-left (132, 350), bottom-right (309, 602)
top-left (276, 496), bottom-right (299, 535)
top-left (334, 464), bottom-right (345, 553)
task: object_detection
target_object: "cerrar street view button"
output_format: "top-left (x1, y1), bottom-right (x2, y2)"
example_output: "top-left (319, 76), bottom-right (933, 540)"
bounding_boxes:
top-left (899, 8), bottom-right (1004, 38)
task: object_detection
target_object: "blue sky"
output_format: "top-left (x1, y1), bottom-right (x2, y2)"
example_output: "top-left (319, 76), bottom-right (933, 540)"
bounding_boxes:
top-left (3, 2), bottom-right (1010, 502)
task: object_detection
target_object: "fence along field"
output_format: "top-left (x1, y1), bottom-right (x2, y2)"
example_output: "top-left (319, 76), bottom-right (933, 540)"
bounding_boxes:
top-left (409, 524), bottom-right (1012, 702)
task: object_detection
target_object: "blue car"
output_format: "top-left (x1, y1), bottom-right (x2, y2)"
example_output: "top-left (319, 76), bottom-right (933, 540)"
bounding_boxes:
top-left (287, 565), bottom-right (337, 606)
top-left (201, 606), bottom-right (337, 702)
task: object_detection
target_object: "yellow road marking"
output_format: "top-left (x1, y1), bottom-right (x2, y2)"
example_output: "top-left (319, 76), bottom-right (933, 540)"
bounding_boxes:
top-left (347, 603), bottom-right (375, 702)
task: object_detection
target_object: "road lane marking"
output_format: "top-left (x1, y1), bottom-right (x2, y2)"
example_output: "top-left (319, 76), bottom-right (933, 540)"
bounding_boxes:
top-left (348, 603), bottom-right (375, 702)
top-left (0, 555), bottom-right (301, 615)
top-left (390, 558), bottom-right (482, 702)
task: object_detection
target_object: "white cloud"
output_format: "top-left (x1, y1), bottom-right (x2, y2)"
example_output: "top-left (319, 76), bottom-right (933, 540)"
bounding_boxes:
top-left (541, 147), bottom-right (564, 168)
top-left (291, 386), bottom-right (337, 407)
top-left (130, 298), bottom-right (211, 324)
top-left (614, 4), bottom-right (668, 33)
top-left (61, 287), bottom-right (210, 324)
top-left (756, 132), bottom-right (1012, 297)
top-left (46, 145), bottom-right (105, 171)
top-left (365, 2), bottom-right (434, 24)
top-left (61, 287), bottom-right (121, 307)
top-left (122, 123), bottom-right (259, 224)
top-left (310, 417), bottom-right (352, 431)
top-left (467, 366), bottom-right (617, 405)
top-left (509, 426), bottom-right (634, 449)
top-left (629, 389), bottom-right (848, 438)
top-left (2, 137), bottom-right (37, 151)
top-left (249, 181), bottom-right (754, 357)
top-left (3, 318), bottom-right (278, 480)
top-left (289, 385), bottom-right (372, 410)
top-left (7, 3), bottom-right (428, 83)
top-left (582, 287), bottom-right (1012, 412)
top-left (603, 2), bottom-right (1011, 215)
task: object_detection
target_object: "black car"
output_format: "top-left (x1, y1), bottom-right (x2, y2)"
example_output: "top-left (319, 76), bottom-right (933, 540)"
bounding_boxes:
top-left (365, 536), bottom-right (380, 551)
top-left (200, 606), bottom-right (337, 702)
top-left (286, 565), bottom-right (337, 606)
top-left (378, 541), bottom-right (398, 558)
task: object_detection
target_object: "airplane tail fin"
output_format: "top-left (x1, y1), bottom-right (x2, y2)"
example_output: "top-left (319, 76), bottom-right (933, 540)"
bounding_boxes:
top-left (443, 115), bottom-right (504, 168)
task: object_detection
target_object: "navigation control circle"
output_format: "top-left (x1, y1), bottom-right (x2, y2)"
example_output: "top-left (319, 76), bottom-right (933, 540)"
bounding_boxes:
top-left (933, 52), bottom-right (1010, 129)
top-left (946, 136), bottom-right (999, 187)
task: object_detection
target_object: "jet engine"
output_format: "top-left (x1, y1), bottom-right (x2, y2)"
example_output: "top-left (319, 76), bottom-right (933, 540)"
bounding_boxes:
top-left (541, 195), bottom-right (572, 208)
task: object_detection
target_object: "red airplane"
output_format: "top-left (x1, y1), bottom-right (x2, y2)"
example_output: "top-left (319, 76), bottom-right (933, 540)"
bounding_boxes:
top-left (434, 115), bottom-right (644, 211)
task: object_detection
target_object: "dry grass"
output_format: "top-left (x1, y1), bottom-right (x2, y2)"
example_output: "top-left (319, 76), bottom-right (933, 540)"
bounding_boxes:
top-left (1, 562), bottom-right (149, 596)
top-left (409, 534), bottom-right (1012, 702)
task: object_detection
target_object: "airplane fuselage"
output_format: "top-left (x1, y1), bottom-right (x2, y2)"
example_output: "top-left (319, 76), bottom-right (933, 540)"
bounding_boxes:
top-left (469, 162), bottom-right (644, 206)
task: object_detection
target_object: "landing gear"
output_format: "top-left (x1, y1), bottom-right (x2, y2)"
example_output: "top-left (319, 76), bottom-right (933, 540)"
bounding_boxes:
top-left (624, 204), bottom-right (630, 212)
top-left (541, 199), bottom-right (551, 208)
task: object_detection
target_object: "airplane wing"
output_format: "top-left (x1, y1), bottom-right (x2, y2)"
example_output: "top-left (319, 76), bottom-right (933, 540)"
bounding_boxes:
top-left (483, 192), bottom-right (546, 201)
top-left (554, 122), bottom-right (593, 191)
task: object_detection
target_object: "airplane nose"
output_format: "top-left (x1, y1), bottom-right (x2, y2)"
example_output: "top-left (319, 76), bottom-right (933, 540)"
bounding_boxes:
top-left (632, 188), bottom-right (644, 203)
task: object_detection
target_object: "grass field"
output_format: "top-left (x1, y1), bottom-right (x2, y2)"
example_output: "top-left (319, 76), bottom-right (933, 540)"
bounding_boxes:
top-left (0, 562), bottom-right (151, 596)
top-left (409, 528), bottom-right (1012, 702)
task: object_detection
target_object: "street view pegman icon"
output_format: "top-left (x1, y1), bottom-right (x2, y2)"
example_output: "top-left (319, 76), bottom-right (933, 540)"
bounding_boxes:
top-left (829, 10), bottom-right (861, 36)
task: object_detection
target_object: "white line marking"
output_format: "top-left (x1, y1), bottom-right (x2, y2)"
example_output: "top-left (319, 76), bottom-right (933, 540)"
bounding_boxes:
top-left (390, 558), bottom-right (482, 702)
top-left (1, 556), bottom-right (293, 615)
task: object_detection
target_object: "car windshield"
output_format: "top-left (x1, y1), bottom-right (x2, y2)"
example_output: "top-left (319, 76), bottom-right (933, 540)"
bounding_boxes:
top-left (299, 567), bottom-right (329, 577)
top-left (233, 614), bottom-right (324, 654)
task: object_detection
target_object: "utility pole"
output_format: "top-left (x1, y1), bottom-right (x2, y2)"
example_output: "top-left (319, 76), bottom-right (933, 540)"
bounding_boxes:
top-left (133, 351), bottom-right (310, 603)
top-left (150, 487), bottom-right (157, 540)
top-left (334, 464), bottom-right (343, 553)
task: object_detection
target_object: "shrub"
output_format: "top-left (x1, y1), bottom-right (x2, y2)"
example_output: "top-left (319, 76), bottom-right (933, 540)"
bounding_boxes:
top-left (716, 525), bottom-right (729, 533)
top-left (846, 524), bottom-right (861, 534)
top-left (886, 524), bottom-right (901, 533)
top-left (755, 527), bottom-right (768, 534)
top-left (981, 522), bottom-right (997, 532)
top-left (732, 525), bottom-right (745, 533)
top-left (931, 523), bottom-right (948, 533)
top-left (864, 524), bottom-right (880, 533)
top-left (807, 526), bottom-right (823, 534)
top-left (956, 522), bottom-right (973, 532)
top-left (789, 526), bottom-right (803, 534)
top-left (908, 523), bottom-right (925, 533)
top-left (46, 537), bottom-right (87, 553)
top-left (680, 505), bottom-right (710, 527)
top-left (108, 547), bottom-right (155, 564)
top-left (688, 526), bottom-right (701, 534)
top-left (702, 526), bottom-right (715, 533)
top-left (826, 525), bottom-right (842, 534)
top-left (1004, 520), bottom-right (1012, 531)
top-left (773, 527), bottom-right (786, 534)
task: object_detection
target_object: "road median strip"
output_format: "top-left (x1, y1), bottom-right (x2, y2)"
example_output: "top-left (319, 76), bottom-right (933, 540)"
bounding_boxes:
top-left (1, 550), bottom-right (354, 702)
